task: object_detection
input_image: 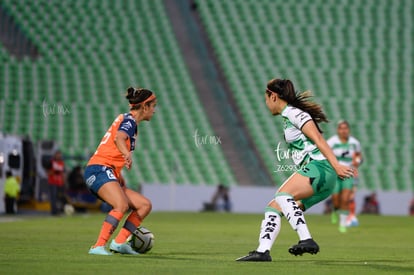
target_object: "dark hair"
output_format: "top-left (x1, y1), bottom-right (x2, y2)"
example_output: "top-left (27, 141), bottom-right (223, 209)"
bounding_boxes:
top-left (6, 170), bottom-right (13, 177)
top-left (266, 78), bottom-right (328, 131)
top-left (125, 87), bottom-right (156, 110)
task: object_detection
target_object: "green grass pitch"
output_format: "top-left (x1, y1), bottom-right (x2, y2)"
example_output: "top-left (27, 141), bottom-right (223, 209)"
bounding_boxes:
top-left (0, 212), bottom-right (413, 274)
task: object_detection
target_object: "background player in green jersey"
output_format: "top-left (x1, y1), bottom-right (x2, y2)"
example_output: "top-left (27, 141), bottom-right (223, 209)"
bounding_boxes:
top-left (237, 79), bottom-right (353, 262)
top-left (327, 120), bottom-right (362, 232)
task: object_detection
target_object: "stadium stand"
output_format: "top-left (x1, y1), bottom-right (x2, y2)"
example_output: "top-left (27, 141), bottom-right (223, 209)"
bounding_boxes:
top-left (196, 0), bottom-right (414, 191)
top-left (0, 0), bottom-right (236, 188)
top-left (1, 0), bottom-right (413, 192)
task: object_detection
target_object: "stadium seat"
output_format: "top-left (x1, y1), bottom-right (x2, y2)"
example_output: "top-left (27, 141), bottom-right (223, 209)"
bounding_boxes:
top-left (195, 0), bottom-right (413, 191)
top-left (0, 0), bottom-right (236, 186)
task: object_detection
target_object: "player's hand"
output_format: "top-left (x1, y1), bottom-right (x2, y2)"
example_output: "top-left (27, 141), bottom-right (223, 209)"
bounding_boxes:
top-left (334, 164), bottom-right (354, 179)
top-left (352, 153), bottom-right (362, 168)
top-left (124, 153), bottom-right (132, 169)
top-left (353, 167), bottom-right (359, 178)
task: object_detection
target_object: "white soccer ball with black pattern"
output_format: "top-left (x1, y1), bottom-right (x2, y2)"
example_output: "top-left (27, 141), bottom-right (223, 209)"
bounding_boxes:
top-left (128, 226), bottom-right (155, 253)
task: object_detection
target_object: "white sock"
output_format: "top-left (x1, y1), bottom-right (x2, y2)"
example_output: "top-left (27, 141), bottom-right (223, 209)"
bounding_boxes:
top-left (339, 211), bottom-right (349, 227)
top-left (275, 193), bottom-right (312, 241)
top-left (256, 209), bottom-right (282, 253)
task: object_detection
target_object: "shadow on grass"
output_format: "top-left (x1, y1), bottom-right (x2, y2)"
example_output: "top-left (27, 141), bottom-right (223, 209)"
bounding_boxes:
top-left (315, 259), bottom-right (414, 273)
top-left (116, 251), bottom-right (414, 271)
top-left (117, 252), bottom-right (216, 261)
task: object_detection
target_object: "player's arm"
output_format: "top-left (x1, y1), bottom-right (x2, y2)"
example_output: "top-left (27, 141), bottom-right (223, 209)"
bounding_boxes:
top-left (352, 151), bottom-right (363, 168)
top-left (114, 130), bottom-right (132, 169)
top-left (351, 151), bottom-right (362, 177)
top-left (352, 140), bottom-right (363, 178)
top-left (301, 120), bottom-right (353, 179)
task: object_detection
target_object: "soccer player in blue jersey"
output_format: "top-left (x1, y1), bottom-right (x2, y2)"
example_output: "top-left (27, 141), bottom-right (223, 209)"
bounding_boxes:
top-left (85, 87), bottom-right (156, 255)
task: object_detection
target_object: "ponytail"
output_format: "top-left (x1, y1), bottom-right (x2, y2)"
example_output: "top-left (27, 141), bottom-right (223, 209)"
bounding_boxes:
top-left (267, 78), bottom-right (328, 130)
top-left (290, 89), bottom-right (328, 124)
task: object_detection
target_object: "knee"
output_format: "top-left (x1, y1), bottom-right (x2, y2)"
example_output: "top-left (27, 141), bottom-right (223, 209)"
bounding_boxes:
top-left (142, 198), bottom-right (152, 213)
top-left (112, 201), bottom-right (129, 213)
top-left (135, 197), bottom-right (152, 217)
top-left (267, 199), bottom-right (282, 212)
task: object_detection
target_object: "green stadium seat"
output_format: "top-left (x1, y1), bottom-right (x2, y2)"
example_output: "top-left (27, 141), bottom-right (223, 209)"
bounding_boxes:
top-left (1, 0), bottom-right (239, 186)
top-left (196, 0), bottom-right (413, 191)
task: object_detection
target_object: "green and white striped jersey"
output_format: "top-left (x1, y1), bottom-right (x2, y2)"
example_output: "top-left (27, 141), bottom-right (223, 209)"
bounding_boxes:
top-left (327, 135), bottom-right (361, 167)
top-left (281, 105), bottom-right (326, 166)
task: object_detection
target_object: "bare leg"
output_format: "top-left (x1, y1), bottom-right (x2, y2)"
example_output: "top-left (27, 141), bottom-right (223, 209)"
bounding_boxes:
top-left (237, 173), bottom-right (318, 261)
top-left (92, 182), bottom-right (129, 248)
top-left (124, 188), bottom-right (152, 220)
top-left (113, 188), bottom-right (153, 244)
top-left (260, 173), bottom-right (315, 249)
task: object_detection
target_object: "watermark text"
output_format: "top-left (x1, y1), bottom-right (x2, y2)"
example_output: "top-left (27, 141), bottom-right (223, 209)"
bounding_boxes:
top-left (274, 142), bottom-right (300, 173)
top-left (193, 129), bottom-right (222, 148)
top-left (42, 99), bottom-right (71, 117)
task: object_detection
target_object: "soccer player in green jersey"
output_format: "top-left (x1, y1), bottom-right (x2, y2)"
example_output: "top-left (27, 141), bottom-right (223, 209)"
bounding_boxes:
top-left (327, 120), bottom-right (362, 232)
top-left (237, 78), bottom-right (353, 262)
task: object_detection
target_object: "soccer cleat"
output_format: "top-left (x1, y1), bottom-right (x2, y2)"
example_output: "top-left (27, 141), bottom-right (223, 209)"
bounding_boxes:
top-left (236, 250), bottom-right (272, 262)
top-left (88, 246), bottom-right (113, 256)
top-left (288, 239), bottom-right (320, 256)
top-left (350, 219), bottom-right (359, 227)
top-left (109, 240), bottom-right (139, 255)
top-left (339, 225), bottom-right (347, 233)
top-left (346, 217), bottom-right (359, 227)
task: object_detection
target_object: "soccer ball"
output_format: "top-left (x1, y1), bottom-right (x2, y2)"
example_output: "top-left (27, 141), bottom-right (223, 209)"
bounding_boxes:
top-left (64, 204), bottom-right (75, 216)
top-left (128, 226), bottom-right (154, 253)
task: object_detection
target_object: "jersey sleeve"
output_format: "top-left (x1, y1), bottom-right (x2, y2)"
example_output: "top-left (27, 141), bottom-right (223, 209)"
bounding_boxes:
top-left (118, 116), bottom-right (136, 138)
top-left (326, 136), bottom-right (335, 148)
top-left (354, 138), bottom-right (362, 153)
top-left (287, 108), bottom-right (313, 130)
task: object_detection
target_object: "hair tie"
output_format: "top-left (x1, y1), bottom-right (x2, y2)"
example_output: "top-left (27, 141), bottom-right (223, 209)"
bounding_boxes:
top-left (141, 93), bottom-right (156, 104)
top-left (129, 93), bottom-right (156, 108)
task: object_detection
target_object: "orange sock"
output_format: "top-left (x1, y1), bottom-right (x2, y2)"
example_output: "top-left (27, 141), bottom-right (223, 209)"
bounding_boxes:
top-left (349, 199), bottom-right (356, 216)
top-left (114, 211), bottom-right (142, 244)
top-left (93, 209), bottom-right (124, 247)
